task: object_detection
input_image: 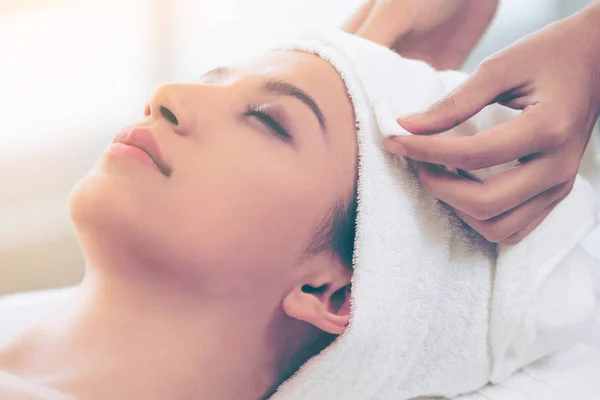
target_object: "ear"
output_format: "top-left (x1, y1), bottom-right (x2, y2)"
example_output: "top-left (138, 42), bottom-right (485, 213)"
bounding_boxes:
top-left (282, 265), bottom-right (352, 335)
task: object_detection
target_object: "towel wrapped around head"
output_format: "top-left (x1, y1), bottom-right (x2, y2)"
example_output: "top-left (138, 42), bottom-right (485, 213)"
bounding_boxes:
top-left (269, 30), bottom-right (600, 399)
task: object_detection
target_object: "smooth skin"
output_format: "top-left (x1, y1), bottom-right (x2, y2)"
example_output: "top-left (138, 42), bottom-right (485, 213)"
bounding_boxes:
top-left (342, 0), bottom-right (500, 70)
top-left (0, 51), bottom-right (357, 400)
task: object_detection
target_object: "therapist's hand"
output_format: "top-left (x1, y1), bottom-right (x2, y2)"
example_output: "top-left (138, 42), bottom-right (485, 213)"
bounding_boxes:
top-left (342, 0), bottom-right (499, 70)
top-left (386, 4), bottom-right (600, 244)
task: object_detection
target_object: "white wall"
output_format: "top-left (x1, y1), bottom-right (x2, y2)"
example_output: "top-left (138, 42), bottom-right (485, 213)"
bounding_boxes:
top-left (0, 0), bottom-right (157, 294)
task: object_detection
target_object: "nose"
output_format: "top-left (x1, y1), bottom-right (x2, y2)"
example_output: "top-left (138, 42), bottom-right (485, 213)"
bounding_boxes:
top-left (145, 83), bottom-right (196, 135)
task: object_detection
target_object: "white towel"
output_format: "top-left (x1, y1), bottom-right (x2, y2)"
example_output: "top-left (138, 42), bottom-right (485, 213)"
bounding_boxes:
top-left (270, 30), bottom-right (600, 399)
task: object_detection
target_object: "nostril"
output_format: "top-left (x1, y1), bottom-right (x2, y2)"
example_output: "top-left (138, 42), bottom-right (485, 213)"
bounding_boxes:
top-left (144, 103), bottom-right (151, 116)
top-left (160, 106), bottom-right (179, 125)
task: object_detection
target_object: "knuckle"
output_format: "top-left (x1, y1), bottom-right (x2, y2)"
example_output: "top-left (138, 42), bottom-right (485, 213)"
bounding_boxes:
top-left (480, 222), bottom-right (507, 243)
top-left (437, 94), bottom-right (457, 112)
top-left (561, 180), bottom-right (576, 198)
top-left (544, 116), bottom-right (573, 148)
top-left (469, 193), bottom-right (501, 221)
top-left (477, 57), bottom-right (502, 80)
top-left (428, 95), bottom-right (461, 126)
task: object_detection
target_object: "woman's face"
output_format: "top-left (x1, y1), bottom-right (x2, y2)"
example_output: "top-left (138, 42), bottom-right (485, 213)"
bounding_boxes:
top-left (70, 50), bottom-right (357, 301)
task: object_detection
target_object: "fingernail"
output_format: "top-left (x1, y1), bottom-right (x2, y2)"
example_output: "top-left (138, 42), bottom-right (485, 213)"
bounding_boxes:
top-left (397, 113), bottom-right (421, 124)
top-left (385, 138), bottom-right (407, 156)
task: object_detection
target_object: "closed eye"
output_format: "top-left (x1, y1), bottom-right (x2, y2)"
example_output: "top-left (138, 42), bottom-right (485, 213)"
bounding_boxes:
top-left (244, 105), bottom-right (293, 142)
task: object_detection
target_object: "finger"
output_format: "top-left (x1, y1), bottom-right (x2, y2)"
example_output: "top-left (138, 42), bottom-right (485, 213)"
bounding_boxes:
top-left (451, 182), bottom-right (568, 243)
top-left (355, 3), bottom-right (413, 47)
top-left (397, 61), bottom-right (513, 135)
top-left (502, 197), bottom-right (563, 245)
top-left (416, 156), bottom-right (574, 221)
top-left (341, 0), bottom-right (376, 34)
top-left (388, 108), bottom-right (560, 170)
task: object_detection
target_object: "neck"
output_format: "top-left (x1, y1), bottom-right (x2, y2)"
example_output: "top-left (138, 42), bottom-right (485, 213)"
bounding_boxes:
top-left (2, 267), bottom-right (290, 400)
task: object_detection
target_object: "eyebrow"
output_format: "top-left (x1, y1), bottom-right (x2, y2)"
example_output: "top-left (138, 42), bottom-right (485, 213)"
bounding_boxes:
top-left (199, 66), bottom-right (327, 134)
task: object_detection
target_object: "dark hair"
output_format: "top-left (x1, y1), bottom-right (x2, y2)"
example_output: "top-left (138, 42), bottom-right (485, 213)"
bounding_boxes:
top-left (305, 180), bottom-right (358, 268)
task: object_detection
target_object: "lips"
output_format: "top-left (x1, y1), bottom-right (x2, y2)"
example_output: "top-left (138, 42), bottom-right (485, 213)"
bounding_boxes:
top-left (112, 126), bottom-right (171, 176)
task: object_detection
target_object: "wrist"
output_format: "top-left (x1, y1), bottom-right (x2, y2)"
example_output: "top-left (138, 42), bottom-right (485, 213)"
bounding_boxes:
top-left (581, 1), bottom-right (600, 61)
top-left (573, 2), bottom-right (600, 98)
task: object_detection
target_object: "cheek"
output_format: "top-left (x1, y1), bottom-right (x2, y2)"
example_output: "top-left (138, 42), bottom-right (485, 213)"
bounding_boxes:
top-left (165, 146), bottom-right (331, 272)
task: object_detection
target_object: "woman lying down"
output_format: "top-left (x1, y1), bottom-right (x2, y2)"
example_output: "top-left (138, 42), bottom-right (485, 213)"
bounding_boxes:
top-left (1, 29), bottom-right (600, 400)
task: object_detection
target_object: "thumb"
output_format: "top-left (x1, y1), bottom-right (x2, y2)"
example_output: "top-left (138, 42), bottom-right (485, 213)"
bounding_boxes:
top-left (398, 63), bottom-right (508, 134)
top-left (341, 0), bottom-right (376, 34)
top-left (355, 3), bottom-right (412, 47)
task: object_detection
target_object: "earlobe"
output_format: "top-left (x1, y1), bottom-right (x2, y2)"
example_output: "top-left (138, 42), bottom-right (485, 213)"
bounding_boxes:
top-left (283, 284), bottom-right (351, 335)
top-left (323, 312), bottom-right (350, 335)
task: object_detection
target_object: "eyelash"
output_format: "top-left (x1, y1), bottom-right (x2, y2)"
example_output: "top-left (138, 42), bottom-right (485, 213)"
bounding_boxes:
top-left (243, 105), bottom-right (293, 142)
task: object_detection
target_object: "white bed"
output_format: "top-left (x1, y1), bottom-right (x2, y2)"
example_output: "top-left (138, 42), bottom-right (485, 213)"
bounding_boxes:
top-left (0, 286), bottom-right (75, 344)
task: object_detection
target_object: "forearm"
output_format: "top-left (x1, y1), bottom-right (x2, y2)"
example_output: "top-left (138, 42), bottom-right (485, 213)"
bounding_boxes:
top-left (342, 1), bottom-right (499, 71)
top-left (582, 0), bottom-right (600, 48)
top-left (577, 1), bottom-right (600, 99)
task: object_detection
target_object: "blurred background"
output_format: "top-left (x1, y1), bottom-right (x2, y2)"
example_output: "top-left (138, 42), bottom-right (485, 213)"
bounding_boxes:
top-left (0, 0), bottom-right (598, 294)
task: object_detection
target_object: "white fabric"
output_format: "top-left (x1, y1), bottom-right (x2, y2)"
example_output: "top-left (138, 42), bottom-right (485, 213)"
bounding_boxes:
top-left (0, 30), bottom-right (598, 400)
top-left (457, 344), bottom-right (600, 400)
top-left (0, 288), bottom-right (76, 399)
top-left (0, 370), bottom-right (74, 400)
top-left (271, 30), bottom-right (600, 399)
top-left (0, 287), bottom-right (75, 344)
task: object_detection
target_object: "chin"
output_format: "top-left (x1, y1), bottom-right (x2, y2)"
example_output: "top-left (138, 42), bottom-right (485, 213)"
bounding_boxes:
top-left (68, 167), bottom-right (159, 266)
top-left (71, 167), bottom-right (130, 225)
top-left (67, 166), bottom-right (201, 281)
top-left (70, 156), bottom-right (168, 226)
